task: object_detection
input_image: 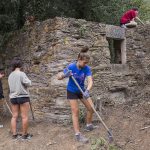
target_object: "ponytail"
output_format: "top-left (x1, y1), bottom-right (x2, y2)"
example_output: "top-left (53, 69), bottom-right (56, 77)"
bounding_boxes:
top-left (78, 47), bottom-right (90, 60)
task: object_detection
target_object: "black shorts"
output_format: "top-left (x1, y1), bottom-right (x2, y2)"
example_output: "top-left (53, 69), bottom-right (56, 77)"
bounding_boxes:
top-left (67, 90), bottom-right (83, 100)
top-left (10, 97), bottom-right (30, 105)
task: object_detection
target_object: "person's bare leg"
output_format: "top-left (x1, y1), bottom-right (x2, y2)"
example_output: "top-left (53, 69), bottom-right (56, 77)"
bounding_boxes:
top-left (11, 104), bottom-right (19, 135)
top-left (20, 102), bottom-right (30, 135)
top-left (69, 100), bottom-right (80, 134)
top-left (70, 99), bottom-right (89, 143)
top-left (80, 98), bottom-right (94, 124)
top-left (125, 21), bottom-right (137, 27)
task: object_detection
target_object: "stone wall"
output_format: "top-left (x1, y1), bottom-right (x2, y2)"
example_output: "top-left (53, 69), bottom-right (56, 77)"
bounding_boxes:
top-left (0, 17), bottom-right (150, 122)
top-left (126, 25), bottom-right (150, 102)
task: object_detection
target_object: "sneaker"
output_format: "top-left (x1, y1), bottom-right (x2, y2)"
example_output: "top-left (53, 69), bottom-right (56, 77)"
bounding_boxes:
top-left (17, 134), bottom-right (22, 138)
top-left (120, 24), bottom-right (127, 29)
top-left (75, 133), bottom-right (89, 143)
top-left (12, 134), bottom-right (21, 140)
top-left (85, 124), bottom-right (98, 132)
top-left (21, 133), bottom-right (33, 140)
top-left (0, 124), bottom-right (3, 128)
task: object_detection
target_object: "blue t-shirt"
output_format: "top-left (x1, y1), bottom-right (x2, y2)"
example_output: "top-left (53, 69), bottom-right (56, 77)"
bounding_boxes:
top-left (63, 62), bottom-right (92, 93)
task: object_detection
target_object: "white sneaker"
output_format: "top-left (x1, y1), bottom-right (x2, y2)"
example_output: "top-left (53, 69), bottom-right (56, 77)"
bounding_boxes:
top-left (0, 124), bottom-right (3, 128)
top-left (121, 24), bottom-right (127, 29)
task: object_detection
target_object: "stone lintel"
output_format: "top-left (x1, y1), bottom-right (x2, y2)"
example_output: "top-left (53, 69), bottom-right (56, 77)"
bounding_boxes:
top-left (106, 25), bottom-right (125, 40)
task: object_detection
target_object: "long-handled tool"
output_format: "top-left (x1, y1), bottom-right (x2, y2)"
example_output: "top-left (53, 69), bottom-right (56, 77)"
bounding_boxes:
top-left (4, 99), bottom-right (12, 115)
top-left (70, 74), bottom-right (113, 142)
top-left (29, 100), bottom-right (35, 120)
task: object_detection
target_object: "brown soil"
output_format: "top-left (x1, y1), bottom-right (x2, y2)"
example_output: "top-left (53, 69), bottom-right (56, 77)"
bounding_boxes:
top-left (0, 102), bottom-right (150, 150)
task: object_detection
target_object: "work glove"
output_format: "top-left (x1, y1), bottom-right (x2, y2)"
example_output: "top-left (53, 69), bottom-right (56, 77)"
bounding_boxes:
top-left (83, 90), bottom-right (90, 99)
top-left (64, 70), bottom-right (73, 78)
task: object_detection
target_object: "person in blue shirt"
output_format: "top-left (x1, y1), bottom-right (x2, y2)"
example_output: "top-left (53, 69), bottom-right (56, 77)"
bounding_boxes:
top-left (57, 47), bottom-right (95, 143)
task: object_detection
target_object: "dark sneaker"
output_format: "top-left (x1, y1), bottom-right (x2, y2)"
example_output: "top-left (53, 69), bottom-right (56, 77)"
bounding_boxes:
top-left (85, 124), bottom-right (98, 132)
top-left (75, 133), bottom-right (89, 143)
top-left (21, 133), bottom-right (33, 140)
top-left (12, 134), bottom-right (21, 140)
top-left (17, 134), bottom-right (22, 138)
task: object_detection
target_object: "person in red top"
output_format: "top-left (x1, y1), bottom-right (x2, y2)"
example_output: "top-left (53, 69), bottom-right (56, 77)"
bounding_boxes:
top-left (120, 8), bottom-right (144, 28)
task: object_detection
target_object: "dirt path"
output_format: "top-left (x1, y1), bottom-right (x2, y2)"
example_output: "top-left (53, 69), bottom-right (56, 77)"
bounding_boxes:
top-left (0, 102), bottom-right (150, 150)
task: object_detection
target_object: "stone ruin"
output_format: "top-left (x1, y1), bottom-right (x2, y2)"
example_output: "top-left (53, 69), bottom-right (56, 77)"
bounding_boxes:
top-left (0, 17), bottom-right (150, 122)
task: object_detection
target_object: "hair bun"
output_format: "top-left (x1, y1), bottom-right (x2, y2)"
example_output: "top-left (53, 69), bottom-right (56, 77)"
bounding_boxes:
top-left (81, 47), bottom-right (89, 53)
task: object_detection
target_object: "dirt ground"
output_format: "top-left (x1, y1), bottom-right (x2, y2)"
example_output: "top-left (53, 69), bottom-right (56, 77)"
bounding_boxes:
top-left (0, 101), bottom-right (150, 150)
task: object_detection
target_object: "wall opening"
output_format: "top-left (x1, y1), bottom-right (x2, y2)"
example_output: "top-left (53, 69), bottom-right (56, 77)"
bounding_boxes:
top-left (107, 38), bottom-right (126, 64)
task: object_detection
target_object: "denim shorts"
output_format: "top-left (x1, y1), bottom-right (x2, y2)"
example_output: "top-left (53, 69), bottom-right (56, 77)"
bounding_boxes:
top-left (10, 97), bottom-right (30, 105)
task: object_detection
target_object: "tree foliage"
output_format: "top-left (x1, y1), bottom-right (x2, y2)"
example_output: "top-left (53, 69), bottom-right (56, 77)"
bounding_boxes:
top-left (0, 0), bottom-right (149, 34)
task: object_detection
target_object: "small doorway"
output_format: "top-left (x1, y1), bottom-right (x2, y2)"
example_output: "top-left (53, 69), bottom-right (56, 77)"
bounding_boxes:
top-left (107, 38), bottom-right (126, 64)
